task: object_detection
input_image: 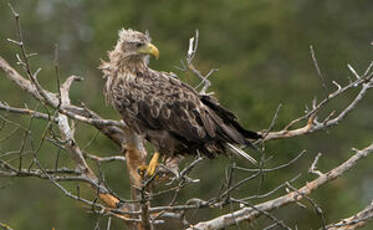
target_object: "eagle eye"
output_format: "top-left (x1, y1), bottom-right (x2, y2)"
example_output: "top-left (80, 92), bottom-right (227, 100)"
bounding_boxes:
top-left (135, 42), bottom-right (144, 48)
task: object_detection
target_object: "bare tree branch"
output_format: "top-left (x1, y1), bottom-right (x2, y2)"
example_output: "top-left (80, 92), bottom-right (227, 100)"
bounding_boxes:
top-left (325, 201), bottom-right (373, 230)
top-left (187, 142), bottom-right (373, 230)
top-left (0, 222), bottom-right (13, 230)
top-left (0, 56), bottom-right (126, 145)
top-left (264, 62), bottom-right (373, 141)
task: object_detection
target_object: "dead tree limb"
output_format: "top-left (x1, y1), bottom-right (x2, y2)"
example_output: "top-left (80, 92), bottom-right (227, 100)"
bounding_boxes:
top-left (187, 142), bottom-right (373, 230)
top-left (325, 200), bottom-right (373, 230)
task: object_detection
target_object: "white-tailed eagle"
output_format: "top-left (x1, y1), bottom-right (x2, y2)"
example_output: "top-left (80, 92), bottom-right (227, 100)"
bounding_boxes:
top-left (99, 29), bottom-right (261, 176)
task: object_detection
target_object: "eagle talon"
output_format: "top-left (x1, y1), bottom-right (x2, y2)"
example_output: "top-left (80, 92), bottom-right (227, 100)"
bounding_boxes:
top-left (137, 165), bottom-right (148, 177)
top-left (145, 163), bottom-right (158, 177)
top-left (136, 152), bottom-right (160, 178)
top-left (145, 152), bottom-right (160, 177)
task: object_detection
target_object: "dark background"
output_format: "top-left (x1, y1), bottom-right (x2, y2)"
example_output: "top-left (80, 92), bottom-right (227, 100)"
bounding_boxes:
top-left (0, 0), bottom-right (372, 229)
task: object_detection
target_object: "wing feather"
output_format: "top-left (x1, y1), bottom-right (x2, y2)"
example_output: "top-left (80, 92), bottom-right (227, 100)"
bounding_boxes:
top-left (111, 69), bottom-right (260, 158)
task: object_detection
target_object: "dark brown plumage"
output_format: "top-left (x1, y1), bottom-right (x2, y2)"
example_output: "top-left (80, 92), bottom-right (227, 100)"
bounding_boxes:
top-left (100, 29), bottom-right (261, 164)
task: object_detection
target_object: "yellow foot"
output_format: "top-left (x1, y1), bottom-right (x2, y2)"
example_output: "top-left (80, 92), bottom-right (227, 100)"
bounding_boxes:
top-left (136, 152), bottom-right (160, 178)
top-left (146, 152), bottom-right (160, 177)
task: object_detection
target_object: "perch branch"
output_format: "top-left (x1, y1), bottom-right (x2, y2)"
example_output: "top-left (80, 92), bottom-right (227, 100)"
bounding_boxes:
top-left (55, 76), bottom-right (135, 217)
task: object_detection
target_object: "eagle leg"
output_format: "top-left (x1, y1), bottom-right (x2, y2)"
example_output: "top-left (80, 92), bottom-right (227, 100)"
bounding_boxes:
top-left (146, 152), bottom-right (160, 176)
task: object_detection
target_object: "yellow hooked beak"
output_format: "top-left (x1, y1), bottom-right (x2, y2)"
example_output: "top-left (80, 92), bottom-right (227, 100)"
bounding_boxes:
top-left (137, 43), bottom-right (159, 60)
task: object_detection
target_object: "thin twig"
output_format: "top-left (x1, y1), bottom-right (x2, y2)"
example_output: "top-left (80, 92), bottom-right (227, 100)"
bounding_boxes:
top-left (309, 153), bottom-right (324, 176)
top-left (310, 45), bottom-right (328, 97)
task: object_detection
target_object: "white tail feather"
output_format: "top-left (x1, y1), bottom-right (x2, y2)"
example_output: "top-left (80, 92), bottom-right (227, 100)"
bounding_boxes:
top-left (226, 143), bottom-right (257, 165)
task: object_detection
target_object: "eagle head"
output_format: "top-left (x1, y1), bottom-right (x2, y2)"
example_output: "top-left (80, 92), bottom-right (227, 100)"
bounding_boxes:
top-left (114, 28), bottom-right (159, 63)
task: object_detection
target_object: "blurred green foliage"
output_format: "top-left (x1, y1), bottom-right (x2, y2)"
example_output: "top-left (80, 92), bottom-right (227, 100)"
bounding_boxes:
top-left (0, 0), bottom-right (372, 229)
